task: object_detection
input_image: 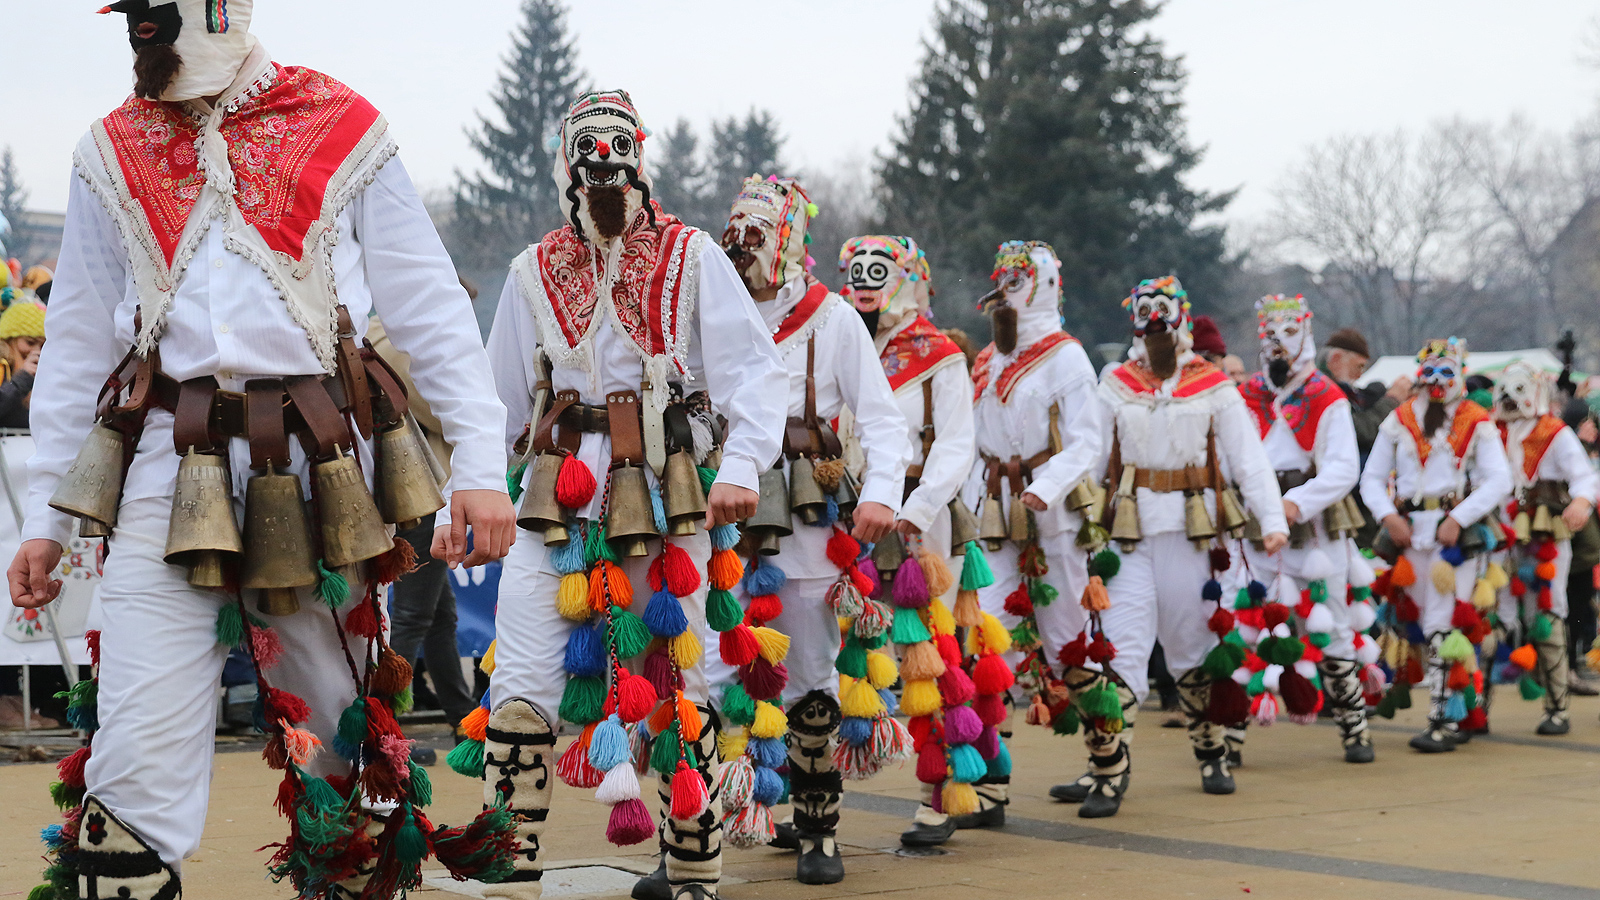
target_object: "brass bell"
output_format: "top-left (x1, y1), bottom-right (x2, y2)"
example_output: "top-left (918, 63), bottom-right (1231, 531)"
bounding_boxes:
top-left (1243, 513), bottom-right (1263, 545)
top-left (1217, 486), bottom-right (1248, 536)
top-left (315, 446), bottom-right (394, 570)
top-left (408, 412), bottom-right (448, 488)
top-left (947, 498), bottom-right (980, 555)
top-left (1553, 512), bottom-right (1573, 542)
top-left (1109, 468), bottom-right (1141, 547)
top-left (662, 449), bottom-right (708, 536)
top-left (1288, 520), bottom-right (1314, 549)
top-left (1183, 491), bottom-right (1217, 543)
top-left (241, 466), bottom-right (318, 617)
top-left (517, 452), bottom-right (570, 544)
top-left (375, 419), bottom-right (447, 530)
top-left (49, 421), bottom-right (126, 529)
top-left (789, 456), bottom-right (829, 526)
top-left (746, 465), bottom-right (794, 556)
top-left (164, 449), bottom-right (244, 588)
top-left (605, 463), bottom-right (659, 558)
top-left (78, 517), bottom-right (112, 539)
top-left (1064, 478), bottom-right (1098, 513)
top-left (1531, 503), bottom-right (1554, 538)
top-left (832, 468), bottom-right (860, 519)
top-left (1007, 493), bottom-right (1032, 543)
top-left (1323, 496), bottom-right (1352, 537)
top-left (1458, 521), bottom-right (1489, 557)
top-left (978, 495), bottom-right (1007, 551)
top-left (1513, 508), bottom-right (1532, 544)
top-left (872, 531), bottom-right (907, 574)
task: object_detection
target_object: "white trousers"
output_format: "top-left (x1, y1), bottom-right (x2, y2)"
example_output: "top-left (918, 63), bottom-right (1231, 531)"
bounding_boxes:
top-left (977, 536), bottom-right (1088, 680)
top-left (86, 497), bottom-right (367, 867)
top-left (705, 574), bottom-right (839, 702)
top-left (1496, 539), bottom-right (1573, 626)
top-left (1098, 533), bottom-right (1216, 702)
top-left (491, 526), bottom-right (713, 723)
top-left (1238, 535), bottom-right (1356, 658)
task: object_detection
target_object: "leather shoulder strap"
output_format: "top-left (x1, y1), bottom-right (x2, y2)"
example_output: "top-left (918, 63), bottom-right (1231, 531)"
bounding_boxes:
top-left (336, 308), bottom-right (373, 439)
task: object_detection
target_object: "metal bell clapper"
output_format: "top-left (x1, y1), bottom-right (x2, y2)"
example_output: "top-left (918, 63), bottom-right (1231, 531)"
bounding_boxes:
top-left (1183, 490), bottom-right (1217, 545)
top-left (315, 445), bottom-right (393, 580)
top-left (788, 456), bottom-right (829, 525)
top-left (605, 462), bottom-right (658, 558)
top-left (746, 465), bottom-right (794, 555)
top-left (49, 421), bottom-right (126, 530)
top-left (164, 448), bottom-right (244, 588)
top-left (978, 495), bottom-right (1007, 551)
top-left (241, 465), bottom-right (318, 616)
top-left (78, 518), bottom-right (112, 539)
top-left (947, 498), bottom-right (980, 555)
top-left (374, 418), bottom-right (446, 530)
top-left (1109, 468), bottom-right (1142, 549)
top-left (517, 452), bottom-right (570, 546)
top-left (662, 449), bottom-right (708, 536)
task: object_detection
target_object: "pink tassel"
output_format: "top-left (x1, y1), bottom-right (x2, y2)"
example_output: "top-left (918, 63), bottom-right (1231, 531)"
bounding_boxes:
top-left (379, 733), bottom-right (413, 781)
top-left (893, 557), bottom-right (931, 609)
top-left (251, 624), bottom-right (285, 671)
top-left (606, 797), bottom-right (655, 846)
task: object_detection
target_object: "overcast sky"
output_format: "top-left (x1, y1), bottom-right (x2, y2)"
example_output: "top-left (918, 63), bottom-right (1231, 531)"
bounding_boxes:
top-left (5, 0), bottom-right (1598, 227)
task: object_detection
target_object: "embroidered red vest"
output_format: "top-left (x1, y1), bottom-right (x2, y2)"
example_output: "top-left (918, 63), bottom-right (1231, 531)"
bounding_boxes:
top-left (971, 331), bottom-right (1080, 403)
top-left (881, 314), bottom-right (964, 392)
top-left (1396, 399), bottom-right (1490, 468)
top-left (1108, 357), bottom-right (1232, 399)
top-left (1498, 414), bottom-right (1568, 481)
top-left (1239, 370), bottom-right (1344, 452)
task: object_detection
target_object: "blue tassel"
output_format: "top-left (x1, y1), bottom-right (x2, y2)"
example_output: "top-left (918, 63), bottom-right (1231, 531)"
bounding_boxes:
top-left (1440, 545), bottom-right (1465, 567)
top-left (649, 483), bottom-right (669, 534)
top-left (752, 766), bottom-right (784, 806)
top-left (987, 740), bottom-right (1012, 777)
top-left (711, 523), bottom-right (741, 551)
top-left (824, 494), bottom-right (839, 526)
top-left (588, 714), bottom-right (630, 771)
top-left (877, 688), bottom-right (899, 716)
top-left (479, 687), bottom-right (492, 709)
top-left (748, 736), bottom-right (786, 769)
top-left (1247, 580), bottom-right (1268, 602)
top-left (1376, 602), bottom-right (1396, 627)
top-left (839, 716), bottom-right (873, 748)
top-left (40, 823), bottom-right (67, 849)
top-left (1443, 693), bottom-right (1466, 722)
top-left (1518, 561), bottom-right (1538, 584)
top-left (1201, 579), bottom-right (1222, 602)
top-left (744, 561), bottom-right (787, 596)
top-left (948, 744), bottom-right (987, 783)
top-left (1491, 660), bottom-right (1522, 684)
top-left (563, 619), bottom-right (607, 677)
top-left (643, 589), bottom-right (689, 637)
top-left (550, 523), bottom-right (587, 575)
top-left (1403, 622), bottom-right (1426, 645)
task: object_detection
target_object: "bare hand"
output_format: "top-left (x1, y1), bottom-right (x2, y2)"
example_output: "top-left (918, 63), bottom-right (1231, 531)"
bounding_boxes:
top-left (707, 483), bottom-right (759, 529)
top-left (850, 501), bottom-right (896, 544)
top-left (1020, 492), bottom-right (1048, 512)
top-left (1564, 497), bottom-right (1593, 533)
top-left (434, 489), bottom-right (516, 569)
top-left (895, 519), bottom-right (923, 536)
top-left (20, 350), bottom-right (39, 376)
top-left (9, 539), bottom-right (63, 609)
top-left (1283, 499), bottom-right (1301, 525)
top-left (1385, 375), bottom-right (1414, 403)
top-left (1436, 515), bottom-right (1461, 547)
top-left (1381, 514), bottom-right (1412, 549)
top-left (1262, 532), bottom-right (1288, 554)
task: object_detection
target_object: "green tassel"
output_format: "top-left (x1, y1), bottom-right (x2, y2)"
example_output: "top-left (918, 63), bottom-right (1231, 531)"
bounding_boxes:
top-left (610, 606), bottom-right (652, 659)
top-left (1008, 619), bottom-right (1039, 648)
top-left (316, 560), bottom-right (350, 609)
top-left (584, 522), bottom-right (618, 566)
top-left (890, 606), bottom-right (932, 644)
top-left (447, 739), bottom-right (484, 777)
top-left (1233, 587), bottom-right (1252, 610)
top-left (301, 772), bottom-right (347, 816)
top-left (1374, 691), bottom-right (1397, 719)
top-left (834, 637), bottom-right (869, 679)
top-left (697, 466), bottom-right (718, 494)
top-left (1309, 580), bottom-right (1327, 603)
top-left (959, 543), bottom-right (995, 589)
top-left (559, 675), bottom-right (606, 725)
top-left (26, 883), bottom-right (54, 900)
top-left (1247, 669), bottom-right (1266, 696)
top-left (392, 685), bottom-right (415, 716)
top-left (506, 463), bottom-right (528, 503)
top-left (1078, 683), bottom-right (1123, 722)
top-left (859, 630), bottom-right (889, 650)
top-left (60, 678), bottom-right (96, 710)
top-left (1519, 673), bottom-right (1546, 700)
top-left (650, 721), bottom-right (682, 775)
top-left (396, 806), bottom-right (428, 864)
top-left (721, 684), bottom-right (755, 727)
top-left (1461, 681), bottom-right (1477, 709)
top-left (1201, 643), bottom-right (1237, 679)
top-left (1222, 630), bottom-right (1246, 649)
top-left (1029, 580), bottom-right (1058, 608)
top-left (1531, 613), bottom-right (1554, 642)
top-left (1091, 547), bottom-right (1120, 581)
top-left (336, 697), bottom-right (367, 747)
top-left (1052, 705), bottom-right (1080, 735)
top-left (1272, 637), bottom-right (1304, 666)
top-left (409, 764), bottom-right (433, 807)
top-left (1310, 633), bottom-right (1331, 648)
top-left (215, 602), bottom-right (245, 648)
top-left (705, 588), bottom-right (743, 632)
top-left (48, 780), bottom-right (83, 811)
top-left (1393, 679), bottom-right (1413, 709)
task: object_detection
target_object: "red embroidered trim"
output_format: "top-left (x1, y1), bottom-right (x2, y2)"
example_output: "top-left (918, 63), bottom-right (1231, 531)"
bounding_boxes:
top-left (98, 64), bottom-right (382, 267)
top-left (1239, 371), bottom-right (1343, 452)
top-left (1109, 357), bottom-right (1230, 400)
top-left (772, 282), bottom-right (831, 346)
top-left (972, 332), bottom-right (1079, 403)
top-left (1397, 399), bottom-right (1490, 468)
top-left (882, 314), bottom-right (964, 392)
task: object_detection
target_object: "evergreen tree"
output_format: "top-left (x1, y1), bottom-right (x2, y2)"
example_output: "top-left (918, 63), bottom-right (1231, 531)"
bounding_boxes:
top-left (450, 0), bottom-right (587, 272)
top-left (879, 0), bottom-right (1233, 342)
top-left (0, 147), bottom-right (29, 260)
top-left (707, 110), bottom-right (787, 221)
top-left (650, 118), bottom-right (717, 231)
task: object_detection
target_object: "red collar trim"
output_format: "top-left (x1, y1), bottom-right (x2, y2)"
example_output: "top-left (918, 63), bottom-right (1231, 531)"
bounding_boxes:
top-left (883, 314), bottom-right (965, 391)
top-left (1109, 357), bottom-right (1230, 399)
top-left (973, 332), bottom-right (1079, 403)
top-left (772, 282), bottom-right (832, 347)
top-left (1239, 371), bottom-right (1342, 452)
top-left (1397, 399), bottom-right (1490, 468)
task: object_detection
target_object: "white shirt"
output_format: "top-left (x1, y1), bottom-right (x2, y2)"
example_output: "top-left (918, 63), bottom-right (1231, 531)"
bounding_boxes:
top-left (1501, 417), bottom-right (1600, 502)
top-left (25, 157), bottom-right (508, 547)
top-left (897, 359), bottom-right (977, 536)
top-left (487, 238), bottom-right (787, 522)
top-left (1259, 394), bottom-right (1360, 522)
top-left (1360, 397), bottom-right (1511, 527)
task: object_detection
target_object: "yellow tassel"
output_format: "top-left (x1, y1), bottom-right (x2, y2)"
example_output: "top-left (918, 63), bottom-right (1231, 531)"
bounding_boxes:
top-left (900, 678), bottom-right (942, 716)
top-left (557, 572), bottom-right (590, 621)
top-left (479, 639), bottom-right (498, 675)
top-left (1485, 561), bottom-right (1510, 590)
top-left (717, 728), bottom-right (750, 761)
top-left (942, 782), bottom-right (980, 817)
top-left (840, 676), bottom-right (886, 718)
top-left (1430, 560), bottom-right (1456, 595)
top-left (1080, 575), bottom-right (1110, 612)
top-left (837, 617), bottom-right (850, 638)
top-left (900, 641), bottom-right (947, 681)
top-left (968, 613), bottom-right (1012, 655)
top-left (1470, 578), bottom-right (1496, 611)
top-left (752, 626), bottom-right (791, 664)
top-left (750, 701), bottom-right (786, 739)
top-left (669, 629), bottom-right (703, 669)
top-left (866, 651), bottom-right (898, 690)
top-left (952, 588), bottom-right (982, 628)
top-left (926, 598), bottom-right (956, 638)
top-left (1379, 631), bottom-right (1401, 669)
top-left (919, 550), bottom-right (956, 598)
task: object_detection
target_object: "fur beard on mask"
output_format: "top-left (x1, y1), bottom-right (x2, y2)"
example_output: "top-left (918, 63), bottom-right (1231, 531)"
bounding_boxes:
top-left (134, 44), bottom-right (183, 100)
top-left (992, 305), bottom-right (1019, 355)
top-left (1144, 330), bottom-right (1178, 379)
top-left (566, 161), bottom-right (654, 241)
top-left (857, 307), bottom-right (881, 335)
top-left (1267, 358), bottom-right (1292, 388)
top-left (585, 186), bottom-right (630, 240)
top-left (1423, 401), bottom-right (1448, 434)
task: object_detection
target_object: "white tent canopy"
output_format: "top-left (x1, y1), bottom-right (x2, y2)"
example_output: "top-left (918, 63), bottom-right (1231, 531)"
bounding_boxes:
top-left (1356, 348), bottom-right (1569, 389)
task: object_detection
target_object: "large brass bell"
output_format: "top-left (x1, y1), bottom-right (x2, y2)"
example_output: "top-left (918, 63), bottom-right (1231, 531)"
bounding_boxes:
top-left (746, 465), bottom-right (794, 555)
top-left (662, 450), bottom-right (708, 536)
top-left (78, 518), bottom-right (112, 539)
top-left (947, 498), bottom-right (979, 555)
top-left (788, 456), bottom-right (829, 525)
top-left (1217, 486), bottom-right (1248, 536)
top-left (1183, 490), bottom-right (1217, 544)
top-left (978, 495), bottom-right (1007, 551)
top-left (872, 531), bottom-right (907, 575)
top-left (1531, 503), bottom-right (1554, 539)
top-left (1064, 478), bottom-right (1098, 513)
top-left (1109, 469), bottom-right (1142, 548)
top-left (49, 421), bottom-right (126, 529)
top-left (517, 452), bottom-right (570, 546)
top-left (605, 463), bottom-right (659, 558)
top-left (1323, 495), bottom-right (1353, 537)
top-left (165, 449), bottom-right (244, 588)
top-left (241, 466), bottom-right (318, 616)
top-left (408, 412), bottom-right (448, 488)
top-left (375, 418), bottom-right (446, 530)
top-left (1553, 510), bottom-right (1574, 542)
top-left (315, 446), bottom-right (394, 575)
top-left (832, 468), bottom-right (860, 519)
top-left (1007, 493), bottom-right (1032, 542)
top-left (1513, 508), bottom-right (1532, 544)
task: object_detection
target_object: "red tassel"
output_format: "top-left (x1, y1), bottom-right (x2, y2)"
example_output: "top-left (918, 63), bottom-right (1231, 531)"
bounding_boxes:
top-left (746, 594), bottom-right (783, 624)
top-left (555, 454), bottom-right (597, 508)
top-left (264, 687), bottom-right (311, 725)
top-left (364, 696), bottom-right (405, 744)
top-left (907, 714), bottom-right (935, 747)
top-left (1279, 669), bottom-right (1319, 716)
top-left (1536, 540), bottom-right (1560, 562)
top-left (1209, 547), bottom-right (1231, 572)
top-left (343, 596), bottom-right (381, 638)
top-left (372, 536), bottom-right (420, 585)
top-left (617, 671), bottom-right (658, 724)
top-left (972, 692), bottom-right (1006, 727)
top-left (657, 542), bottom-right (702, 597)
top-left (274, 771), bottom-right (298, 817)
top-left (826, 529), bottom-right (860, 570)
top-left (1207, 607), bottom-right (1235, 636)
top-left (718, 623), bottom-right (760, 667)
top-left (1509, 576), bottom-right (1527, 597)
top-left (669, 761), bottom-right (708, 820)
top-left (1397, 594), bottom-right (1420, 623)
top-left (262, 733), bottom-right (289, 770)
top-left (1087, 635), bottom-right (1116, 664)
top-left (86, 629), bottom-right (102, 668)
top-left (57, 746), bottom-right (90, 788)
top-left (1002, 585), bottom-right (1033, 618)
top-left (937, 666), bottom-right (976, 706)
top-left (972, 654), bottom-right (1014, 695)
top-left (1538, 587), bottom-right (1553, 611)
top-left (935, 633), bottom-right (963, 669)
top-left (915, 741), bottom-right (947, 784)
top-left (1058, 633), bottom-right (1088, 668)
top-left (849, 565), bottom-right (877, 596)
top-left (1262, 602), bottom-right (1290, 629)
top-left (1447, 662), bottom-right (1470, 692)
top-left (1206, 677), bottom-right (1250, 725)
top-left (1460, 706), bottom-right (1488, 732)
top-left (557, 731), bottom-right (604, 788)
top-left (1451, 601), bottom-right (1479, 630)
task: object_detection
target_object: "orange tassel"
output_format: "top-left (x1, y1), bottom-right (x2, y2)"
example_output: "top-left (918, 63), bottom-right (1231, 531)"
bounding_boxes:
top-left (591, 560), bottom-right (634, 610)
top-left (371, 536), bottom-right (419, 585)
top-left (460, 705), bottom-right (490, 742)
top-left (1536, 562), bottom-right (1557, 582)
top-left (1508, 644), bottom-right (1538, 671)
top-left (675, 691), bottom-right (702, 738)
top-left (708, 549), bottom-right (744, 591)
top-left (1080, 575), bottom-right (1110, 612)
top-left (1446, 662), bottom-right (1470, 692)
top-left (1390, 556), bottom-right (1416, 587)
top-left (648, 697), bottom-right (677, 734)
top-left (370, 647), bottom-right (413, 697)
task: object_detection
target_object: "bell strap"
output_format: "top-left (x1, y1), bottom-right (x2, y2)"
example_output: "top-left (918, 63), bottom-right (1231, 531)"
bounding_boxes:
top-left (783, 336), bottom-right (843, 459)
top-left (981, 449), bottom-right (1054, 499)
top-left (286, 374), bottom-right (351, 460)
top-left (607, 390), bottom-right (645, 466)
top-left (172, 377), bottom-right (219, 454)
top-left (1100, 421), bottom-right (1124, 530)
top-left (530, 390), bottom-right (581, 455)
top-left (336, 307), bottom-right (374, 440)
top-left (246, 378), bottom-right (292, 469)
top-left (906, 379), bottom-right (937, 480)
top-left (360, 348), bottom-right (410, 427)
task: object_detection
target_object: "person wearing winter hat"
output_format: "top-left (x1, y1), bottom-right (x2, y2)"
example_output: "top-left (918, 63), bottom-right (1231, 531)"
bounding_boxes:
top-left (1189, 315), bottom-right (1227, 363)
top-left (0, 301), bottom-right (44, 428)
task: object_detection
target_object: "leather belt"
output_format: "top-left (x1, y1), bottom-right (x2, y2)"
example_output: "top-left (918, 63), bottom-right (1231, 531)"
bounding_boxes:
top-left (153, 370), bottom-right (351, 465)
top-left (558, 402), bottom-right (611, 434)
top-left (1132, 465), bottom-right (1210, 493)
top-left (1399, 496), bottom-right (1456, 514)
top-left (982, 449), bottom-right (1053, 497)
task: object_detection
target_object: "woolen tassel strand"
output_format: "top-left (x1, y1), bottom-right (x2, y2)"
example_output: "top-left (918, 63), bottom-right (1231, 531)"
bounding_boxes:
top-left (607, 797), bottom-right (655, 845)
top-left (900, 640), bottom-right (946, 680)
top-left (900, 678), bottom-right (943, 716)
top-left (942, 781), bottom-right (981, 816)
top-left (557, 573), bottom-right (590, 620)
top-left (1081, 575), bottom-right (1111, 611)
top-left (827, 529), bottom-right (861, 570)
top-left (596, 759), bottom-right (642, 806)
top-left (919, 549), bottom-right (956, 598)
top-left (708, 549), bottom-right (746, 591)
top-left (751, 626), bottom-right (791, 664)
top-left (960, 542), bottom-right (995, 589)
top-left (669, 629), bottom-right (703, 668)
top-left (555, 454), bottom-right (597, 508)
top-left (972, 654), bottom-right (1015, 695)
top-left (706, 588), bottom-right (744, 631)
top-left (750, 700), bottom-right (787, 738)
top-left (936, 665), bottom-right (976, 706)
top-left (952, 589), bottom-right (983, 628)
top-left (720, 623), bottom-right (761, 667)
top-left (866, 651), bottom-right (898, 689)
top-left (215, 602), bottom-right (245, 648)
top-left (670, 761), bottom-right (710, 820)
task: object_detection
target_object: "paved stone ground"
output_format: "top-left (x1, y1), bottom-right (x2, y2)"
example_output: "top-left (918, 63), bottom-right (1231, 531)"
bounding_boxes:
top-left (6, 694), bottom-right (1600, 900)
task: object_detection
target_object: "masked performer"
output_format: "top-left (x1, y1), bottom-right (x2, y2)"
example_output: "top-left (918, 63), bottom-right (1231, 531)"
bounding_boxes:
top-left (479, 92), bottom-right (787, 900)
top-left (1360, 338), bottom-right (1511, 753)
top-left (1079, 277), bottom-right (1288, 808)
top-left (1235, 295), bottom-right (1374, 762)
top-left (11, 4), bottom-right (520, 898)
top-left (837, 235), bottom-right (985, 848)
top-left (1490, 362), bottom-right (1597, 735)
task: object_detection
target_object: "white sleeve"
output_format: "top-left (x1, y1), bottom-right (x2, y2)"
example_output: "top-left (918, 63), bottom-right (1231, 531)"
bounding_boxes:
top-left (1215, 392), bottom-right (1288, 536)
top-left (22, 172), bottom-right (129, 547)
top-left (1286, 399), bottom-right (1359, 520)
top-left (1552, 427), bottom-right (1600, 505)
top-left (1449, 421), bottom-right (1512, 527)
top-left (358, 158), bottom-right (508, 496)
top-left (1360, 417), bottom-right (1401, 522)
top-left (1025, 346), bottom-right (1103, 508)
top-left (694, 242), bottom-right (787, 493)
top-left (832, 311), bottom-right (911, 512)
top-left (484, 273), bottom-right (541, 459)
top-left (899, 361), bottom-right (976, 533)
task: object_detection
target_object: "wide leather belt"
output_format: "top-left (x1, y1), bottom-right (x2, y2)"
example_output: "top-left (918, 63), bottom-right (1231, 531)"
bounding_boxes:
top-left (558, 402), bottom-right (611, 434)
top-left (1399, 496), bottom-right (1455, 514)
top-left (982, 449), bottom-right (1053, 497)
top-left (1132, 465), bottom-right (1210, 493)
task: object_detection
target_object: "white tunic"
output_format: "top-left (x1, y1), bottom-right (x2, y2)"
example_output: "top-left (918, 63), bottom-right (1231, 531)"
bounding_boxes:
top-left (891, 346), bottom-right (976, 537)
top-left (1501, 418), bottom-right (1600, 503)
top-left (1360, 397), bottom-right (1512, 528)
top-left (1258, 394), bottom-right (1360, 521)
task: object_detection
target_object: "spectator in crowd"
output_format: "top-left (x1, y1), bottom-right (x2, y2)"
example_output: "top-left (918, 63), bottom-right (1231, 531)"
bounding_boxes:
top-left (1559, 395), bottom-right (1600, 695)
top-left (1220, 354), bottom-right (1248, 385)
top-left (0, 301), bottom-right (45, 429)
top-left (1320, 327), bottom-right (1409, 462)
top-left (1191, 314), bottom-right (1227, 363)
top-left (19, 265), bottom-right (53, 304)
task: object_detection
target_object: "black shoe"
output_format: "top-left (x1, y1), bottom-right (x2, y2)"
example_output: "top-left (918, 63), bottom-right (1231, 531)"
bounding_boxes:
top-left (1537, 712), bottom-right (1571, 736)
top-left (409, 745), bottom-right (437, 767)
top-left (631, 856), bottom-right (669, 900)
top-left (899, 817), bottom-right (956, 847)
top-left (1408, 726), bottom-right (1456, 753)
top-left (795, 833), bottom-right (845, 885)
top-left (950, 802), bottom-right (1004, 830)
top-left (1078, 773), bottom-right (1128, 819)
top-left (1049, 773), bottom-right (1092, 803)
top-left (1199, 758), bottom-right (1235, 795)
top-left (1226, 747), bottom-right (1243, 768)
top-left (769, 821), bottom-right (800, 851)
top-left (1343, 739), bottom-right (1375, 764)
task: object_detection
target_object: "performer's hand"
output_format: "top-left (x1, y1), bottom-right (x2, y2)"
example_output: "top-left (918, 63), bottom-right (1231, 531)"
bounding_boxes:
top-left (1262, 532), bottom-right (1289, 554)
top-left (895, 519), bottom-right (922, 536)
top-left (1564, 497), bottom-right (1593, 533)
top-left (850, 502), bottom-right (896, 544)
top-left (1283, 499), bottom-right (1301, 524)
top-left (707, 483), bottom-right (759, 529)
top-left (8, 539), bottom-right (63, 609)
top-left (435, 489), bottom-right (517, 569)
top-left (1382, 514), bottom-right (1413, 549)
top-left (1020, 492), bottom-right (1048, 512)
top-left (1436, 515), bottom-right (1461, 547)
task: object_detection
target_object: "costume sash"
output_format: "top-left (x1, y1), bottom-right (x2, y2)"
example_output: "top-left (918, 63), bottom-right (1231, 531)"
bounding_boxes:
top-left (882, 314), bottom-right (964, 392)
top-left (971, 331), bottom-right (1078, 403)
top-left (1397, 399), bottom-right (1490, 468)
top-left (1240, 370), bottom-right (1343, 452)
